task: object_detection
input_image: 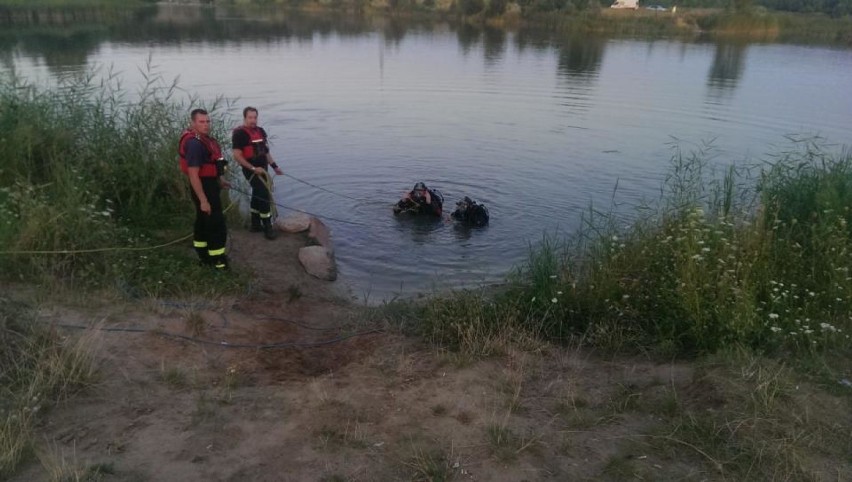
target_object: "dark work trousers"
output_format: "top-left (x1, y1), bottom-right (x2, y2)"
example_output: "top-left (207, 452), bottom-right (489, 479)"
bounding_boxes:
top-left (242, 166), bottom-right (272, 221)
top-left (191, 177), bottom-right (228, 269)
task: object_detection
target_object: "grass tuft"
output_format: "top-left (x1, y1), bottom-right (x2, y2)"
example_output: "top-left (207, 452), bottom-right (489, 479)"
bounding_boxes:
top-left (0, 299), bottom-right (100, 478)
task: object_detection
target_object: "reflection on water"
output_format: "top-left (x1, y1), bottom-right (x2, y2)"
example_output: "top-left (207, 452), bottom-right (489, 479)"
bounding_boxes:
top-left (2, 5), bottom-right (851, 300)
top-left (557, 35), bottom-right (606, 81)
top-left (451, 222), bottom-right (489, 243)
top-left (457, 23), bottom-right (482, 56)
top-left (707, 41), bottom-right (748, 98)
top-left (393, 215), bottom-right (446, 246)
top-left (482, 27), bottom-right (507, 67)
top-left (17, 31), bottom-right (102, 75)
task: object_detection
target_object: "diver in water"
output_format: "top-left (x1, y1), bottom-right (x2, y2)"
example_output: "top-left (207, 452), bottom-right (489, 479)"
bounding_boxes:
top-left (393, 182), bottom-right (444, 217)
top-left (451, 196), bottom-right (489, 227)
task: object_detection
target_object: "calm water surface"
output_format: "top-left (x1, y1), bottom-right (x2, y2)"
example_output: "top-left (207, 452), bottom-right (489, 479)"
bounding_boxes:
top-left (3, 7), bottom-right (851, 300)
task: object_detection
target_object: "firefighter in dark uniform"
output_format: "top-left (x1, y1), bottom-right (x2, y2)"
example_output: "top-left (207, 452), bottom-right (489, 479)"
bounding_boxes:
top-left (179, 108), bottom-right (229, 270)
top-left (232, 106), bottom-right (283, 240)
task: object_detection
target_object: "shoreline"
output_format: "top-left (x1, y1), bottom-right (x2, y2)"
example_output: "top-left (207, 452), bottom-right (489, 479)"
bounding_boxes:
top-left (0, 2), bottom-right (849, 45)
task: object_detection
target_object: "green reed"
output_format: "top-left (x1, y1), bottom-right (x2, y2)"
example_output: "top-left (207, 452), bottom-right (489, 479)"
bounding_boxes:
top-left (0, 66), bottom-right (245, 295)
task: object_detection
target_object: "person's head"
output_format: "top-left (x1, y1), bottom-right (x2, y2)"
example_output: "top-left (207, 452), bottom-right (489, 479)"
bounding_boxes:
top-left (412, 182), bottom-right (427, 200)
top-left (243, 107), bottom-right (259, 128)
top-left (190, 108), bottom-right (210, 136)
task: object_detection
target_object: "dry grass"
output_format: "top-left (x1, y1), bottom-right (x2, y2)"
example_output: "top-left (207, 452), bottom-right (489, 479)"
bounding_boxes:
top-left (0, 299), bottom-right (101, 478)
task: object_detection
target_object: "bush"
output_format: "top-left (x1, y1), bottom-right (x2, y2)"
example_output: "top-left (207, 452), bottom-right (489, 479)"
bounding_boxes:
top-left (0, 65), bottom-right (246, 296)
top-left (458, 0), bottom-right (485, 15)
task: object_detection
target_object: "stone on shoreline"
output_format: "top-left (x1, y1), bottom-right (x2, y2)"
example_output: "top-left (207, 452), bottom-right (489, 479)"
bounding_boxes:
top-left (298, 246), bottom-right (337, 281)
top-left (308, 217), bottom-right (334, 253)
top-left (276, 213), bottom-right (311, 233)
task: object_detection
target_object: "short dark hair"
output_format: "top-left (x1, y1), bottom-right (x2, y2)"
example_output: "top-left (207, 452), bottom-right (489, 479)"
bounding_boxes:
top-left (243, 106), bottom-right (258, 118)
top-left (190, 108), bottom-right (208, 120)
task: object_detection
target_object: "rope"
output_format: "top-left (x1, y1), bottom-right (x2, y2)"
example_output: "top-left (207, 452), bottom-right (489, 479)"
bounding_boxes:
top-left (0, 198), bottom-right (238, 256)
top-left (280, 172), bottom-right (397, 207)
top-left (0, 167), bottom-right (413, 256)
top-left (281, 172), bottom-right (366, 202)
top-left (54, 322), bottom-right (383, 349)
top-left (229, 182), bottom-right (370, 227)
top-left (0, 234), bottom-right (192, 256)
top-left (157, 301), bottom-right (335, 332)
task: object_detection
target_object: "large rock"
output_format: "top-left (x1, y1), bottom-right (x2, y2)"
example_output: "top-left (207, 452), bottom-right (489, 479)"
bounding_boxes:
top-left (276, 213), bottom-right (311, 233)
top-left (298, 246), bottom-right (337, 281)
top-left (308, 217), bottom-right (334, 253)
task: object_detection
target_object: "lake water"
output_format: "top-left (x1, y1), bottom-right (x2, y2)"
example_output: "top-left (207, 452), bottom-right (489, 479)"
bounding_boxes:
top-left (3, 6), bottom-right (851, 301)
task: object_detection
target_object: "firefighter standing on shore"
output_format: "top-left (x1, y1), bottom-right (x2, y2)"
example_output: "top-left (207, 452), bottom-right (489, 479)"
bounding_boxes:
top-left (232, 107), bottom-right (283, 240)
top-left (179, 108), bottom-right (229, 270)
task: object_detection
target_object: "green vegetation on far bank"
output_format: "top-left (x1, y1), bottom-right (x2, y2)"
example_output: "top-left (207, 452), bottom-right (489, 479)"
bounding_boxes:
top-left (0, 0), bottom-right (148, 7)
top-left (1, 0), bottom-right (850, 45)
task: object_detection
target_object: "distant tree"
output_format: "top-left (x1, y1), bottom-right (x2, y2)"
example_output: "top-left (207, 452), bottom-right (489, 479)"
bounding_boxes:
top-left (485, 0), bottom-right (508, 15)
top-left (458, 0), bottom-right (485, 14)
top-left (731, 0), bottom-right (754, 12)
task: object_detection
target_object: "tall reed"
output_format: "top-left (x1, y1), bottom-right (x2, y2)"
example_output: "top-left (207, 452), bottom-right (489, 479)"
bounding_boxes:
top-left (0, 64), bottom-right (242, 295)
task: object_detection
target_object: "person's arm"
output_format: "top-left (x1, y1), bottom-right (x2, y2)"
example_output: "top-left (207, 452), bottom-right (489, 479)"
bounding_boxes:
top-left (262, 129), bottom-right (283, 176)
top-left (188, 167), bottom-right (210, 214)
top-left (267, 152), bottom-right (283, 176)
top-left (424, 190), bottom-right (432, 205)
top-left (232, 148), bottom-right (260, 173)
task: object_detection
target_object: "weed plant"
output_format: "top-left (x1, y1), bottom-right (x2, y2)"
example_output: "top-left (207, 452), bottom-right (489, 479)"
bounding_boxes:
top-left (0, 298), bottom-right (98, 477)
top-left (0, 66), bottom-right (246, 296)
top-left (408, 138), bottom-right (852, 359)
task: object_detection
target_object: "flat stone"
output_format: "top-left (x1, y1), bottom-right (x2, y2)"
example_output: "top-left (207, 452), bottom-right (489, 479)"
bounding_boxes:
top-left (298, 246), bottom-right (337, 281)
top-left (308, 217), bottom-right (334, 252)
top-left (276, 213), bottom-right (311, 233)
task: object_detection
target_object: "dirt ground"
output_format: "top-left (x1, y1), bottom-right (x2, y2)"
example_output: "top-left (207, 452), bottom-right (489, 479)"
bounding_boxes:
top-left (10, 229), bottom-right (851, 481)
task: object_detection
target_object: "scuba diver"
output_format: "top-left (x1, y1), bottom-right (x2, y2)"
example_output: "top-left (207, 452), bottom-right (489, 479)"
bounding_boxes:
top-left (393, 182), bottom-right (444, 217)
top-left (451, 196), bottom-right (490, 227)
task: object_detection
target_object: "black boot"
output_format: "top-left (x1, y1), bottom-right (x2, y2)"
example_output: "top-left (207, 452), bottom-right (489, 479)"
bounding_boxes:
top-left (195, 249), bottom-right (211, 266)
top-left (249, 212), bottom-right (262, 232)
top-left (211, 255), bottom-right (230, 271)
top-left (262, 218), bottom-right (277, 240)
